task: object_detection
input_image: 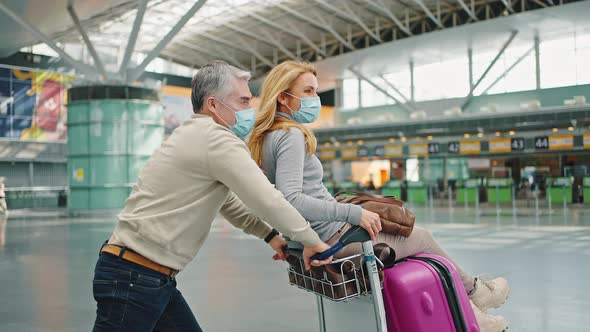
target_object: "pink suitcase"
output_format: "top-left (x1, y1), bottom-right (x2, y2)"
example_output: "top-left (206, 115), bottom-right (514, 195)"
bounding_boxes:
top-left (382, 254), bottom-right (480, 332)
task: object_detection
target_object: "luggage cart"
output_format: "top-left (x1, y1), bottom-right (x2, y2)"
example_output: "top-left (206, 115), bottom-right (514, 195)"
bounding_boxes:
top-left (285, 227), bottom-right (388, 331)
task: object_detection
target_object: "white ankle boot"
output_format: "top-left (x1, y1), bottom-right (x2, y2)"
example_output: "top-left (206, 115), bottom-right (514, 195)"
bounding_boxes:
top-left (469, 277), bottom-right (510, 311)
top-left (470, 300), bottom-right (508, 332)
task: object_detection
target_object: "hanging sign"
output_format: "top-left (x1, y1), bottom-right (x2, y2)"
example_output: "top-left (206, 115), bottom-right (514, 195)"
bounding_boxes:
top-left (318, 148), bottom-right (336, 161)
top-left (409, 143), bottom-right (428, 156)
top-left (548, 134), bottom-right (574, 150)
top-left (341, 146), bottom-right (358, 160)
top-left (384, 144), bottom-right (403, 158)
top-left (460, 140), bottom-right (481, 155)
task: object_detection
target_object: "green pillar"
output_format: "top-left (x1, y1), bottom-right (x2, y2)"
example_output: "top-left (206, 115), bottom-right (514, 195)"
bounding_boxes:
top-left (407, 181), bottom-right (427, 204)
top-left (548, 177), bottom-right (573, 205)
top-left (381, 179), bottom-right (402, 198)
top-left (457, 179), bottom-right (479, 204)
top-left (67, 86), bottom-right (164, 210)
top-left (487, 178), bottom-right (513, 204)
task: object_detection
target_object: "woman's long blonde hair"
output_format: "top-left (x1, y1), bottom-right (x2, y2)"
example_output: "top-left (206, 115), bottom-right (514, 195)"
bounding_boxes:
top-left (249, 61), bottom-right (318, 166)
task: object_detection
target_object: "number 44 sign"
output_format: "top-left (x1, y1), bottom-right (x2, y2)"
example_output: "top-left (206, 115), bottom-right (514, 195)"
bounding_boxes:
top-left (535, 136), bottom-right (549, 150)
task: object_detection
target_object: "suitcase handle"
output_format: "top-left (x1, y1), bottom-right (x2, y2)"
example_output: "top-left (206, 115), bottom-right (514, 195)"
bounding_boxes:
top-left (311, 226), bottom-right (371, 261)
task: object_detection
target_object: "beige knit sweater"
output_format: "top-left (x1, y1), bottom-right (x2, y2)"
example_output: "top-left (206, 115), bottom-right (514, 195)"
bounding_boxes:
top-left (112, 114), bottom-right (320, 270)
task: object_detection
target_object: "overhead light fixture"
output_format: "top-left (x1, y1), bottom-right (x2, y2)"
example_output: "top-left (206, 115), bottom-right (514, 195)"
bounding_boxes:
top-left (552, 128), bottom-right (559, 132)
top-left (464, 133), bottom-right (471, 138)
top-left (477, 133), bottom-right (484, 138)
top-left (509, 130), bottom-right (516, 136)
top-left (427, 136), bottom-right (433, 141)
top-left (389, 138), bottom-right (396, 143)
top-left (347, 141), bottom-right (353, 145)
top-left (401, 137), bottom-right (407, 142)
top-left (495, 132), bottom-right (501, 136)
top-left (357, 140), bottom-right (365, 145)
top-left (568, 127), bottom-right (574, 131)
top-left (324, 142), bottom-right (332, 147)
top-left (334, 142), bottom-right (341, 147)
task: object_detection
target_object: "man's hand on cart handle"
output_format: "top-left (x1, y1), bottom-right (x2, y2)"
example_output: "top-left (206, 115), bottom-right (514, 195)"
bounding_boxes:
top-left (303, 241), bottom-right (333, 270)
top-left (269, 235), bottom-right (289, 261)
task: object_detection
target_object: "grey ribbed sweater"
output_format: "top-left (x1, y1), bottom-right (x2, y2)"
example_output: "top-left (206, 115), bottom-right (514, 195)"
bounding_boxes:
top-left (260, 114), bottom-right (362, 241)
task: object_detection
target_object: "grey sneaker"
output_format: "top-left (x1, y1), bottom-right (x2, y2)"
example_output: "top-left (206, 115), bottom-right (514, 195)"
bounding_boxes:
top-left (469, 277), bottom-right (510, 311)
top-left (471, 300), bottom-right (509, 332)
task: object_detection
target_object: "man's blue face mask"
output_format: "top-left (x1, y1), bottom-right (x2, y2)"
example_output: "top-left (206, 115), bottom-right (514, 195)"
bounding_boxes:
top-left (213, 99), bottom-right (255, 138)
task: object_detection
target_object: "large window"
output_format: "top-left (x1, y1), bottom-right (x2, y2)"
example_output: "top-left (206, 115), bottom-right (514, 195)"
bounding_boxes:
top-left (473, 43), bottom-right (536, 95)
top-left (360, 77), bottom-right (393, 107)
top-left (339, 31), bottom-right (590, 110)
top-left (502, 44), bottom-right (536, 93)
top-left (414, 58), bottom-right (469, 101)
top-left (575, 32), bottom-right (590, 85)
top-left (342, 78), bottom-right (359, 109)
top-left (383, 69), bottom-right (411, 102)
top-left (540, 31), bottom-right (590, 88)
top-left (541, 34), bottom-right (577, 88)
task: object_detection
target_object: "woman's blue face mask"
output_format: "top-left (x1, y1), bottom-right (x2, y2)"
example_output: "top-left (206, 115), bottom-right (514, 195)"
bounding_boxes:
top-left (284, 92), bottom-right (322, 124)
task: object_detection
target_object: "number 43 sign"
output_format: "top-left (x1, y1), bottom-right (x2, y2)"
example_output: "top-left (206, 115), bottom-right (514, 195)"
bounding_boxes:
top-left (511, 138), bottom-right (525, 151)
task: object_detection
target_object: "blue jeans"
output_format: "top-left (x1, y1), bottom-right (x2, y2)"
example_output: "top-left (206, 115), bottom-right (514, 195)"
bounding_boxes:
top-left (92, 248), bottom-right (203, 332)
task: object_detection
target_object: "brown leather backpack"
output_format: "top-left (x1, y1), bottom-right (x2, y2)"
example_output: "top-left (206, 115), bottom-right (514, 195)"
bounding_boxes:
top-left (334, 191), bottom-right (415, 237)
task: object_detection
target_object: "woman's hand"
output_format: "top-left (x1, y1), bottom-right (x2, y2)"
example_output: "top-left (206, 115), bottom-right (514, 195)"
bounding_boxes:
top-left (359, 209), bottom-right (382, 241)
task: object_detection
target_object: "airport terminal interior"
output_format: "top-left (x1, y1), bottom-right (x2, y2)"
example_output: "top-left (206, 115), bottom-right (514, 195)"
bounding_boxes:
top-left (1, 0), bottom-right (589, 331)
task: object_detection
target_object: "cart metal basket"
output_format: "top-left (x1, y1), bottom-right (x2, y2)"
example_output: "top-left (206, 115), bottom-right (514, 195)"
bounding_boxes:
top-left (285, 226), bottom-right (388, 331)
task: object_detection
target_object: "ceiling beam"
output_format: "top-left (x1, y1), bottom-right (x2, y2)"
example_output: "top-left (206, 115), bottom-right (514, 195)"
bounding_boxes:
top-left (311, 0), bottom-right (382, 42)
top-left (275, 2), bottom-right (356, 50)
top-left (67, 2), bottom-right (108, 79)
top-left (118, 0), bottom-right (148, 77)
top-left (0, 1), bottom-right (99, 80)
top-left (410, 0), bottom-right (445, 28)
top-left (127, 0), bottom-right (208, 82)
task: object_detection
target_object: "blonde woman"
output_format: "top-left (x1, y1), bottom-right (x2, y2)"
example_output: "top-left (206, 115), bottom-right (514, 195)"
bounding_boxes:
top-left (249, 61), bottom-right (510, 332)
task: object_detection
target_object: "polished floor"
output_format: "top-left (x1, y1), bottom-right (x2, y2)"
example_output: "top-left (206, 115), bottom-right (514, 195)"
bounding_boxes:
top-left (0, 206), bottom-right (589, 332)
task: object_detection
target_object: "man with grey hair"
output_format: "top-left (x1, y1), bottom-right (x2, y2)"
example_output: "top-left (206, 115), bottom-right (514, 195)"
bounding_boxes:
top-left (91, 61), bottom-right (332, 332)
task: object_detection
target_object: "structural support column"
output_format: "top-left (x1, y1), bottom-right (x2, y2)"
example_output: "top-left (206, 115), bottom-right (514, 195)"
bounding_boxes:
top-left (357, 77), bottom-right (362, 108)
top-left (535, 34), bottom-right (541, 89)
top-left (335, 79), bottom-right (344, 109)
top-left (410, 60), bottom-right (415, 103)
top-left (29, 162), bottom-right (34, 187)
top-left (468, 48), bottom-right (474, 92)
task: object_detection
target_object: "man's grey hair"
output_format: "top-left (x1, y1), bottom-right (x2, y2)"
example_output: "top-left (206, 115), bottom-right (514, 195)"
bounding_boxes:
top-left (191, 61), bottom-right (251, 113)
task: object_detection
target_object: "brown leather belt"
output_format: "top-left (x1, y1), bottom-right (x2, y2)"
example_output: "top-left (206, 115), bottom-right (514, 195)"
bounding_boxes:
top-left (101, 244), bottom-right (178, 278)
